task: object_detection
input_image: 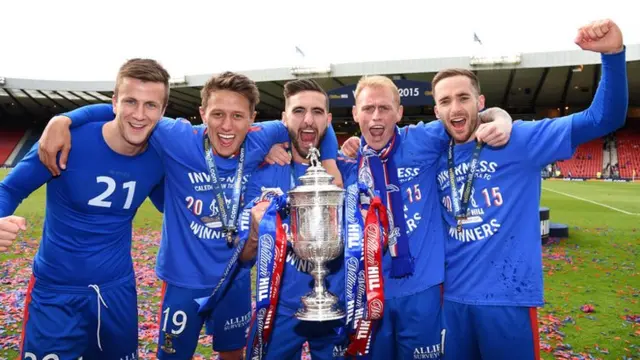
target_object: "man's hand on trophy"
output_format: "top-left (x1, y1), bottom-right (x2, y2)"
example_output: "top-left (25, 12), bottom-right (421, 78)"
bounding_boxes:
top-left (265, 142), bottom-right (292, 165)
top-left (240, 202), bottom-right (270, 262)
top-left (340, 137), bottom-right (360, 158)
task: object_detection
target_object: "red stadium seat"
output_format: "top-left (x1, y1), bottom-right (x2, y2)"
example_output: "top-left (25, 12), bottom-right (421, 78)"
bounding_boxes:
top-left (0, 130), bottom-right (25, 165)
top-left (555, 138), bottom-right (604, 178)
top-left (615, 125), bottom-right (640, 179)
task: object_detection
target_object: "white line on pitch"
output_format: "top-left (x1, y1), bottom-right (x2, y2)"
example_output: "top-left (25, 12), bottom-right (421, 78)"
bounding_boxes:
top-left (542, 187), bottom-right (639, 216)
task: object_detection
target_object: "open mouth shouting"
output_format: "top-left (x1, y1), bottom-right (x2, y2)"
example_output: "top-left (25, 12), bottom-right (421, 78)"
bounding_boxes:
top-left (218, 133), bottom-right (236, 147)
top-left (299, 128), bottom-right (317, 144)
top-left (450, 117), bottom-right (467, 131)
top-left (369, 125), bottom-right (385, 137)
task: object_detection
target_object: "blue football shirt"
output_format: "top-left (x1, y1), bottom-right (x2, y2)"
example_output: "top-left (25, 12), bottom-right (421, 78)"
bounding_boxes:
top-left (436, 49), bottom-right (628, 306)
top-left (341, 121), bottom-right (450, 299)
top-left (63, 104), bottom-right (339, 289)
top-left (0, 122), bottom-right (164, 286)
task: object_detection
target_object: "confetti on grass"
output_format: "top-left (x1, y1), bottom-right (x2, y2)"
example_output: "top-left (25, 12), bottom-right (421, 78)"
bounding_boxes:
top-left (1, 232), bottom-right (638, 360)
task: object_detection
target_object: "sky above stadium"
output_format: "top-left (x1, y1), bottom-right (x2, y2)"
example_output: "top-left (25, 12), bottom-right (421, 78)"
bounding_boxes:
top-left (1, 0), bottom-right (638, 81)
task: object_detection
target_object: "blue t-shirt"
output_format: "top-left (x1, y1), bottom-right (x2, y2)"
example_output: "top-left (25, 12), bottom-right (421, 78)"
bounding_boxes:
top-left (243, 162), bottom-right (346, 314)
top-left (0, 122), bottom-right (164, 286)
top-left (152, 120), bottom-right (291, 288)
top-left (341, 121), bottom-right (449, 299)
top-left (63, 104), bottom-right (339, 289)
top-left (435, 49), bottom-right (628, 307)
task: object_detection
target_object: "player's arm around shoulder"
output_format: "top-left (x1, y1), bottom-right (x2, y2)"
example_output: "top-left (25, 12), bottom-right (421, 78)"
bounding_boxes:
top-left (147, 116), bottom-right (204, 155)
top-left (476, 107), bottom-right (513, 146)
top-left (38, 104), bottom-right (116, 176)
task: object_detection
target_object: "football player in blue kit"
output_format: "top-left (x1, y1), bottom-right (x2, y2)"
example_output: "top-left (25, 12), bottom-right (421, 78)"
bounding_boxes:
top-left (38, 72), bottom-right (341, 360)
top-left (0, 58), bottom-right (169, 360)
top-left (237, 78), bottom-right (355, 360)
top-left (335, 75), bottom-right (513, 360)
top-left (432, 19), bottom-right (628, 360)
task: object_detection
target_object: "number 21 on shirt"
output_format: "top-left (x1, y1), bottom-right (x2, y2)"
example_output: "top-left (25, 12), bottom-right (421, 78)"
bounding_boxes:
top-left (87, 176), bottom-right (137, 209)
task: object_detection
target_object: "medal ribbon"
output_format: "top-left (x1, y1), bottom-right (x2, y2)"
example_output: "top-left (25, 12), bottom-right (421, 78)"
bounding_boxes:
top-left (247, 194), bottom-right (288, 360)
top-left (448, 138), bottom-right (483, 232)
top-left (344, 184), bottom-right (365, 337)
top-left (346, 193), bottom-right (389, 358)
top-left (204, 134), bottom-right (246, 245)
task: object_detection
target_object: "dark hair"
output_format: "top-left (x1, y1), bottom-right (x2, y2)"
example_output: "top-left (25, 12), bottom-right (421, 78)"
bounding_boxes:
top-left (283, 79), bottom-right (329, 110)
top-left (115, 58), bottom-right (171, 107)
top-left (200, 71), bottom-right (260, 112)
top-left (432, 68), bottom-right (481, 98)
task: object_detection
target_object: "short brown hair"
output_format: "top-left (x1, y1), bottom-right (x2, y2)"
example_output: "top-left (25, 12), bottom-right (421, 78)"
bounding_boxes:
top-left (283, 79), bottom-right (329, 110)
top-left (432, 69), bottom-right (481, 98)
top-left (354, 75), bottom-right (400, 106)
top-left (115, 58), bottom-right (171, 108)
top-left (200, 71), bottom-right (260, 112)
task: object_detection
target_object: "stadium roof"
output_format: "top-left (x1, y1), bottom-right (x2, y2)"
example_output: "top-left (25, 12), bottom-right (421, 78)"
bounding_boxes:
top-left (2, 44), bottom-right (639, 131)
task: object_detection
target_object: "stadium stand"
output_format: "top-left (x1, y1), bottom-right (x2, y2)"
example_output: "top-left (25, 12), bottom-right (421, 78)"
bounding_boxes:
top-left (336, 133), bottom-right (352, 147)
top-left (556, 138), bottom-right (604, 178)
top-left (0, 129), bottom-right (26, 165)
top-left (6, 129), bottom-right (41, 167)
top-left (615, 123), bottom-right (640, 179)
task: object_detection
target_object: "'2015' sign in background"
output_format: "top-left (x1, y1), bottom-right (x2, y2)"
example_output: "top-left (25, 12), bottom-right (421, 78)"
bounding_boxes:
top-left (327, 79), bottom-right (434, 108)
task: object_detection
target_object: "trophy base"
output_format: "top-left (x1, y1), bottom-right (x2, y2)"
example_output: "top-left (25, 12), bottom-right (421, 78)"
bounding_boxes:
top-left (295, 291), bottom-right (345, 322)
top-left (295, 307), bottom-right (345, 322)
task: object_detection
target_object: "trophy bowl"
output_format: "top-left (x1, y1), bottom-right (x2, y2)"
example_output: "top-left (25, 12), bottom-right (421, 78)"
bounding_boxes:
top-left (288, 147), bottom-right (345, 321)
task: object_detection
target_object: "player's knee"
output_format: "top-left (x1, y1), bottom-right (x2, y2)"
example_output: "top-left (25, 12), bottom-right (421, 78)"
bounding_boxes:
top-left (218, 348), bottom-right (244, 360)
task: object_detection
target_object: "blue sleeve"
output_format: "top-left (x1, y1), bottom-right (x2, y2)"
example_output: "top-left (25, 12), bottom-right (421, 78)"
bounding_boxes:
top-left (521, 49), bottom-right (628, 168)
top-left (148, 179), bottom-right (165, 213)
top-left (252, 120), bottom-right (289, 148)
top-left (63, 104), bottom-right (114, 128)
top-left (320, 124), bottom-right (338, 160)
top-left (571, 49), bottom-right (628, 146)
top-left (337, 151), bottom-right (358, 185)
top-left (0, 143), bottom-right (53, 216)
top-left (147, 117), bottom-right (193, 157)
top-left (244, 172), bottom-right (265, 205)
top-left (402, 120), bottom-right (449, 162)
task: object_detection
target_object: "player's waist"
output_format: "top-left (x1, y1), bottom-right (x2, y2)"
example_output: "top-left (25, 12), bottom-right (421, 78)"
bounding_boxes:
top-left (443, 294), bottom-right (544, 307)
top-left (32, 271), bottom-right (135, 294)
top-left (156, 263), bottom-right (250, 289)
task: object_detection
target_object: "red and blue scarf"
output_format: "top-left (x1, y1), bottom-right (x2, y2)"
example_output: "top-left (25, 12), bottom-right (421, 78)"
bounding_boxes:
top-left (357, 127), bottom-right (414, 278)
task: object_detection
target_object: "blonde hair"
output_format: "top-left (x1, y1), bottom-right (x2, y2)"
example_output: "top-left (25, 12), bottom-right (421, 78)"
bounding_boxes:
top-left (354, 75), bottom-right (400, 106)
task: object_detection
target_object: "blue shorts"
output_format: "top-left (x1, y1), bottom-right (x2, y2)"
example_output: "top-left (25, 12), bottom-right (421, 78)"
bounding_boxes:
top-left (371, 284), bottom-right (444, 360)
top-left (157, 272), bottom-right (251, 359)
top-left (246, 305), bottom-right (346, 360)
top-left (442, 300), bottom-right (540, 360)
top-left (19, 273), bottom-right (138, 360)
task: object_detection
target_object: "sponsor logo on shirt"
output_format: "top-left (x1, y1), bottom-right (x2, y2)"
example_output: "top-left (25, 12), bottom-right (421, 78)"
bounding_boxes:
top-left (224, 311), bottom-right (252, 331)
top-left (413, 343), bottom-right (442, 359)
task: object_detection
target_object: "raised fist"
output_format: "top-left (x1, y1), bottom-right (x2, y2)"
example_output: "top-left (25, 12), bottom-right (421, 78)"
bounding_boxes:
top-left (575, 19), bottom-right (624, 54)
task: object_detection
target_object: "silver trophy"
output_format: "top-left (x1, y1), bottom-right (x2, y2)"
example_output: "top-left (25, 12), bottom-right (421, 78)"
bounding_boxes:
top-left (287, 147), bottom-right (346, 321)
